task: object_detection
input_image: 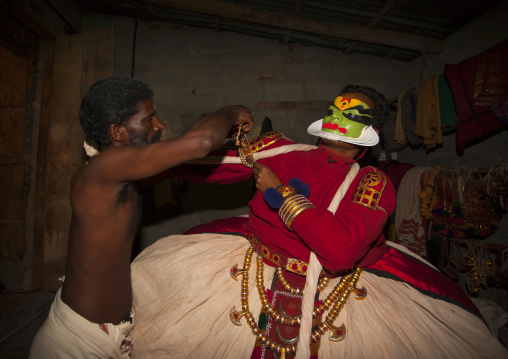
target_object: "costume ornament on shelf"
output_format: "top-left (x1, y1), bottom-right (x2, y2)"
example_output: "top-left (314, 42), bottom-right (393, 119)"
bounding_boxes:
top-left (419, 166), bottom-right (443, 219)
top-left (465, 253), bottom-right (497, 296)
top-left (419, 166), bottom-right (507, 239)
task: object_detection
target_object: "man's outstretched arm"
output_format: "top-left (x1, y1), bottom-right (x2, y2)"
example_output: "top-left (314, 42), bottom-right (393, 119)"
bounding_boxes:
top-left (87, 105), bottom-right (253, 185)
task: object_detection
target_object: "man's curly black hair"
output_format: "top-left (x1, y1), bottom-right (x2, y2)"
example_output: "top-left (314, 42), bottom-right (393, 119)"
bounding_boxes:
top-left (79, 77), bottom-right (154, 147)
top-left (339, 84), bottom-right (389, 130)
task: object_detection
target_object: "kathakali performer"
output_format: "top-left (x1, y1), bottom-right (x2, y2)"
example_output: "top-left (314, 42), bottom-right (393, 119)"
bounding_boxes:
top-left (129, 85), bottom-right (507, 359)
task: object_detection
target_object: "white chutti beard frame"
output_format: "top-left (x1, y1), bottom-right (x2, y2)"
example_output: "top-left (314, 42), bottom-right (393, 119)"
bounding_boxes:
top-left (307, 118), bottom-right (379, 146)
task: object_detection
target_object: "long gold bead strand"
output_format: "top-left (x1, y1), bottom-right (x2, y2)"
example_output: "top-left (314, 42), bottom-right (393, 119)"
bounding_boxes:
top-left (317, 275), bottom-right (330, 292)
top-left (230, 247), bottom-right (255, 326)
top-left (276, 267), bottom-right (303, 295)
top-left (276, 267), bottom-right (331, 296)
top-left (313, 274), bottom-right (350, 316)
top-left (236, 250), bottom-right (298, 356)
top-left (233, 247), bottom-right (366, 354)
top-left (257, 256), bottom-right (301, 326)
top-left (310, 268), bottom-right (363, 343)
top-left (241, 248), bottom-right (254, 313)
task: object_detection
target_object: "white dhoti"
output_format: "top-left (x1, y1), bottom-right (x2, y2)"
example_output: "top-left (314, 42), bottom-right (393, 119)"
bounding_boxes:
top-left (30, 289), bottom-right (134, 358)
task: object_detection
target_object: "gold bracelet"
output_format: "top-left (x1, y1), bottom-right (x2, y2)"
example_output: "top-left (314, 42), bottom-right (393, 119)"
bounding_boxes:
top-left (278, 194), bottom-right (316, 231)
top-left (285, 203), bottom-right (315, 231)
top-left (279, 195), bottom-right (308, 224)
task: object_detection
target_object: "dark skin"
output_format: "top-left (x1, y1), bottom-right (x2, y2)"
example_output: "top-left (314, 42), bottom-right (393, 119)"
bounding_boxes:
top-left (61, 98), bottom-right (253, 324)
top-left (253, 92), bottom-right (376, 192)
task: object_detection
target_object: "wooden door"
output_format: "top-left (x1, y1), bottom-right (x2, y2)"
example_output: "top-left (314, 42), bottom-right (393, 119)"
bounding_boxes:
top-left (0, 43), bottom-right (38, 291)
top-left (40, 28), bottom-right (115, 291)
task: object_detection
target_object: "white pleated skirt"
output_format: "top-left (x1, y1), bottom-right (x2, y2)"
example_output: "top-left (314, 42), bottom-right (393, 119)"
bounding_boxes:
top-left (130, 233), bottom-right (507, 359)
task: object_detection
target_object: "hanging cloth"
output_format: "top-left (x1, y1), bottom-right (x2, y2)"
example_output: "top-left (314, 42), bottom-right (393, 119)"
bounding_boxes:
top-left (394, 90), bottom-right (407, 145)
top-left (415, 75), bottom-right (443, 151)
top-left (444, 40), bottom-right (507, 155)
top-left (438, 74), bottom-right (458, 133)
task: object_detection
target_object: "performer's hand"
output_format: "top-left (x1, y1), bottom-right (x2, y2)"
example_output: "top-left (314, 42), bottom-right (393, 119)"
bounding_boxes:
top-left (253, 162), bottom-right (282, 193)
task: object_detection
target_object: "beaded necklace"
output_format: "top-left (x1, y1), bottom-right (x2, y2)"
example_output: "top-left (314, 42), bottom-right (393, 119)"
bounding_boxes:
top-left (321, 146), bottom-right (366, 165)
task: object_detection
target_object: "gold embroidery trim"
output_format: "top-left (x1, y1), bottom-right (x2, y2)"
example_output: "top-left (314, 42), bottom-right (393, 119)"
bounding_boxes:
top-left (248, 131), bottom-right (284, 153)
top-left (238, 131), bottom-right (286, 168)
top-left (248, 234), bottom-right (309, 275)
top-left (286, 258), bottom-right (308, 276)
top-left (238, 136), bottom-right (254, 168)
top-left (352, 172), bottom-right (386, 210)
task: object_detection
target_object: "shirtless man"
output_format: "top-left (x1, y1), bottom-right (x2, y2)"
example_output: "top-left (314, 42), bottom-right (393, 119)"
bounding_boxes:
top-left (29, 77), bottom-right (253, 358)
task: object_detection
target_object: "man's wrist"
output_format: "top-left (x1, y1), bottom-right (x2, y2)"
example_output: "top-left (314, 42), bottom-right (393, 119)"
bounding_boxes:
top-left (219, 106), bottom-right (238, 123)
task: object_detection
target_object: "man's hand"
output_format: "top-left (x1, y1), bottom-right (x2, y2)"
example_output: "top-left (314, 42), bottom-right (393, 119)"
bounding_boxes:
top-left (252, 162), bottom-right (282, 193)
top-left (228, 105), bottom-right (254, 134)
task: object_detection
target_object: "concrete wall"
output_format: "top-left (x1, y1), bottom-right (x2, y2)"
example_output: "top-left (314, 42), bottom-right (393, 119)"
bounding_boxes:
top-left (80, 4), bottom-right (508, 169)
top-left (79, 7), bottom-right (508, 246)
top-left (81, 13), bottom-right (416, 145)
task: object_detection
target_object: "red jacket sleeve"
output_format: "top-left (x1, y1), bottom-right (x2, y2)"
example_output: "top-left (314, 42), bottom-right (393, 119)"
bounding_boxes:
top-left (172, 131), bottom-right (296, 184)
top-left (291, 169), bottom-right (396, 272)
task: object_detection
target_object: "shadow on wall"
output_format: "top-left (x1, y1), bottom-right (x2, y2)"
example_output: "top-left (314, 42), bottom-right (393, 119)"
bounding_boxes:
top-left (133, 179), bottom-right (255, 254)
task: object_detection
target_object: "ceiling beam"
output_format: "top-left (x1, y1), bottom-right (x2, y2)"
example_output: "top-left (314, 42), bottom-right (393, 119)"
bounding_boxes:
top-left (214, 16), bottom-right (221, 32)
top-left (145, 0), bottom-right (443, 53)
top-left (344, 0), bottom-right (398, 54)
top-left (283, 0), bottom-right (305, 45)
top-left (0, 0), bottom-right (80, 39)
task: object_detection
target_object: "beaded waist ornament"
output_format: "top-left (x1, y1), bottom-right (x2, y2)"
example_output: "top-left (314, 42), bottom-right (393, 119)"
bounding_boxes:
top-left (229, 244), bottom-right (366, 359)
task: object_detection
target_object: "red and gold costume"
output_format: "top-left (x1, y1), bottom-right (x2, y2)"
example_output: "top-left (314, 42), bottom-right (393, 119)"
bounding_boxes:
top-left (129, 132), bottom-right (507, 359)
top-left (175, 131), bottom-right (394, 274)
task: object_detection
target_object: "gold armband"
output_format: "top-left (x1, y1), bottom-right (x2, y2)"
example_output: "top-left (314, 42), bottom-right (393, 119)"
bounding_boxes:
top-left (278, 194), bottom-right (316, 231)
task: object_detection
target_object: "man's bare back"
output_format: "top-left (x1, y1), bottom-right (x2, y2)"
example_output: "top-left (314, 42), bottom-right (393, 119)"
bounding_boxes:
top-left (30, 77), bottom-right (253, 358)
top-left (62, 172), bottom-right (140, 324)
top-left (59, 82), bottom-right (253, 325)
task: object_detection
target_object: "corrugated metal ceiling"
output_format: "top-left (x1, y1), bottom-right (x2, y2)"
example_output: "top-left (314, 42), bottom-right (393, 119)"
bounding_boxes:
top-left (75, 0), bottom-right (504, 62)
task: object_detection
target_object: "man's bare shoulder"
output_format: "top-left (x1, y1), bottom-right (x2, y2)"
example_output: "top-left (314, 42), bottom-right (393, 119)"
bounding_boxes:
top-left (71, 157), bottom-right (102, 194)
top-left (69, 154), bottom-right (140, 244)
top-left (70, 155), bottom-right (130, 210)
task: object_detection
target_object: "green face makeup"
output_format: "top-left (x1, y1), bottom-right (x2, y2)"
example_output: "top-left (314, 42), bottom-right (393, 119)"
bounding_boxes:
top-left (321, 99), bottom-right (372, 138)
